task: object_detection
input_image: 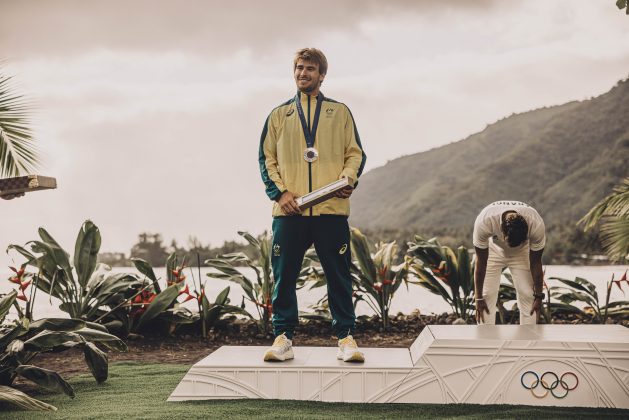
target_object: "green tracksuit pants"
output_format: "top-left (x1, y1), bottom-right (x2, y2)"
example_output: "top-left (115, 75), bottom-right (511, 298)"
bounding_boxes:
top-left (271, 215), bottom-right (355, 340)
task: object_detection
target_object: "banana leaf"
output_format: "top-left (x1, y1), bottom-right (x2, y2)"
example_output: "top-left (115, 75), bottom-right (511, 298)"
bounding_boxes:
top-left (0, 385), bottom-right (57, 411)
top-left (23, 331), bottom-right (82, 352)
top-left (74, 221), bottom-right (101, 289)
top-left (0, 290), bottom-right (17, 322)
top-left (136, 283), bottom-right (180, 330)
top-left (73, 328), bottom-right (127, 352)
top-left (238, 231), bottom-right (260, 247)
top-left (82, 342), bottom-right (108, 383)
top-left (350, 228), bottom-right (377, 284)
top-left (0, 318), bottom-right (28, 352)
top-left (130, 257), bottom-right (160, 293)
top-left (15, 365), bottom-right (74, 397)
top-left (29, 318), bottom-right (86, 333)
top-left (35, 228), bottom-right (73, 277)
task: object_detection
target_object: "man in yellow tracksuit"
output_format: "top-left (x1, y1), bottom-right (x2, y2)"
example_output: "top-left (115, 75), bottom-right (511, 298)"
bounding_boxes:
top-left (258, 48), bottom-right (367, 362)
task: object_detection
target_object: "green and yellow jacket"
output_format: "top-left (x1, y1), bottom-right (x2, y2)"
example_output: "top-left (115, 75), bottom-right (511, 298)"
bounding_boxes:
top-left (259, 92), bottom-right (366, 217)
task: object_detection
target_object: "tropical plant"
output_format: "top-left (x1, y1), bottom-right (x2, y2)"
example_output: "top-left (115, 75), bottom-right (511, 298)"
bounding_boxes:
top-left (5, 263), bottom-right (38, 322)
top-left (349, 228), bottom-right (409, 330)
top-left (127, 254), bottom-right (189, 334)
top-left (205, 231), bottom-right (316, 334)
top-left (0, 70), bottom-right (39, 178)
top-left (0, 291), bottom-right (127, 411)
top-left (496, 271), bottom-right (581, 324)
top-left (130, 253), bottom-right (240, 336)
top-left (406, 235), bottom-right (475, 322)
top-left (7, 221), bottom-right (142, 332)
top-left (579, 177), bottom-right (629, 262)
top-left (549, 272), bottom-right (629, 323)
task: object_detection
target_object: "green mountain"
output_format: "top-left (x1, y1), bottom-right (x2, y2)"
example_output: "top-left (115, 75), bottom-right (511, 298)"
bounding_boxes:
top-left (350, 77), bottom-right (629, 256)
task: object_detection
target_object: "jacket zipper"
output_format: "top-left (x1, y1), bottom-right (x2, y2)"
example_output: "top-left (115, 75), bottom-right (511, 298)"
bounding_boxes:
top-left (307, 95), bottom-right (313, 216)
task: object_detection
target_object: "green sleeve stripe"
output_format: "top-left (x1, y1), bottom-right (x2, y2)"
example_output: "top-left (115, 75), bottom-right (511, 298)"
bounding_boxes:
top-left (258, 115), bottom-right (283, 201)
top-left (347, 108), bottom-right (367, 178)
top-left (258, 98), bottom-right (295, 201)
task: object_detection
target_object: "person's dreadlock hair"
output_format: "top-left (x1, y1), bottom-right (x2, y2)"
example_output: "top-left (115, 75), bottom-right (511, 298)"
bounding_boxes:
top-left (502, 213), bottom-right (529, 247)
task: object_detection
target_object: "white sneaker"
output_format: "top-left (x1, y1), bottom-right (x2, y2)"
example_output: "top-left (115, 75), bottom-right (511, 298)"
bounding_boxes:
top-left (337, 335), bottom-right (365, 363)
top-left (263, 333), bottom-right (294, 362)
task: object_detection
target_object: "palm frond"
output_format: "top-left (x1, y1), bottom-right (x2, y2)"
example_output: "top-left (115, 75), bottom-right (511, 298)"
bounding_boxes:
top-left (599, 216), bottom-right (629, 261)
top-left (0, 71), bottom-right (39, 177)
top-left (579, 178), bottom-right (629, 230)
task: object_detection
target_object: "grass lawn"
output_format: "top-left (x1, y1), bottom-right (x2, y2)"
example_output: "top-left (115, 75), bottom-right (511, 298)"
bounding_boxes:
top-left (1, 362), bottom-right (628, 419)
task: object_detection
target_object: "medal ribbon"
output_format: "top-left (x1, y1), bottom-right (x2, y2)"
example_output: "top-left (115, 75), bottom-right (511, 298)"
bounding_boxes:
top-left (295, 91), bottom-right (323, 149)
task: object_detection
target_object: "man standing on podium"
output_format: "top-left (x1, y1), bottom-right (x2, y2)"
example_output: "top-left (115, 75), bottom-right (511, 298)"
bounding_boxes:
top-left (473, 201), bottom-right (546, 325)
top-left (258, 48), bottom-right (367, 362)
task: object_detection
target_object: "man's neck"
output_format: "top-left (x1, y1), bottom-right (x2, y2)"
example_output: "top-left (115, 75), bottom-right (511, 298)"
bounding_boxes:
top-left (299, 88), bottom-right (320, 98)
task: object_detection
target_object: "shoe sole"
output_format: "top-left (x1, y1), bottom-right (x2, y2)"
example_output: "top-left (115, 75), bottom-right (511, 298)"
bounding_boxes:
top-left (337, 350), bottom-right (365, 363)
top-left (263, 349), bottom-right (294, 362)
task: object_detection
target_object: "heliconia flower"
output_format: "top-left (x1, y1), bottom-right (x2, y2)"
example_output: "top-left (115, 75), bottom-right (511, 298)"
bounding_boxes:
top-left (178, 274), bottom-right (186, 282)
top-left (147, 294), bottom-right (156, 303)
top-left (133, 294), bottom-right (143, 304)
top-left (9, 276), bottom-right (21, 284)
top-left (179, 284), bottom-right (189, 296)
top-left (172, 269), bottom-right (179, 277)
top-left (182, 294), bottom-right (196, 303)
top-left (374, 282), bottom-right (383, 293)
top-left (19, 279), bottom-right (31, 291)
top-left (17, 294), bottom-right (28, 301)
top-left (383, 279), bottom-right (393, 285)
top-left (9, 266), bottom-right (18, 274)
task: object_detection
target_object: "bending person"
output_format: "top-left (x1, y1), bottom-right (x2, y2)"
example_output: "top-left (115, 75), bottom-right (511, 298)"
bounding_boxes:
top-left (473, 201), bottom-right (546, 324)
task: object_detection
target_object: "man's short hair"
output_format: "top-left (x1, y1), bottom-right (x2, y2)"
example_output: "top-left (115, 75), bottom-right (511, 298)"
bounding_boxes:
top-left (293, 48), bottom-right (328, 75)
top-left (502, 213), bottom-right (529, 247)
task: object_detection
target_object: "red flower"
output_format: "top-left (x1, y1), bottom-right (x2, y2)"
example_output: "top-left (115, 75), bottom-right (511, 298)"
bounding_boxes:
top-left (8, 276), bottom-right (21, 284)
top-left (179, 284), bottom-right (189, 296)
top-left (373, 282), bottom-right (383, 293)
top-left (17, 294), bottom-right (28, 301)
top-left (19, 279), bottom-right (31, 291)
top-left (383, 279), bottom-right (393, 285)
top-left (182, 294), bottom-right (196, 303)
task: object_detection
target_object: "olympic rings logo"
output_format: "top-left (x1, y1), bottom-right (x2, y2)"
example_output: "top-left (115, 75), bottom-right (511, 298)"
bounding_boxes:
top-left (520, 371), bottom-right (578, 399)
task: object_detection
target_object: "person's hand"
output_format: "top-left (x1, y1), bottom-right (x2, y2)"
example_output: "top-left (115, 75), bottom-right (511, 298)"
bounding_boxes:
top-left (334, 176), bottom-right (354, 199)
top-left (475, 298), bottom-right (490, 323)
top-left (0, 192), bottom-right (25, 200)
top-left (530, 296), bottom-right (543, 322)
top-left (278, 191), bottom-right (301, 215)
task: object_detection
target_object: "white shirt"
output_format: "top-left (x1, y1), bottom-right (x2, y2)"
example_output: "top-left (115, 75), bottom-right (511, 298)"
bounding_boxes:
top-left (473, 201), bottom-right (546, 252)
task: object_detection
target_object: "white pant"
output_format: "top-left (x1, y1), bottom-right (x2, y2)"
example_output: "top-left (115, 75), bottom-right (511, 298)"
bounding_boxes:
top-left (479, 241), bottom-right (536, 325)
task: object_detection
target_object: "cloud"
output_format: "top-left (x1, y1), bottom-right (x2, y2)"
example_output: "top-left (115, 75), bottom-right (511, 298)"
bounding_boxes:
top-left (0, 0), bottom-right (495, 57)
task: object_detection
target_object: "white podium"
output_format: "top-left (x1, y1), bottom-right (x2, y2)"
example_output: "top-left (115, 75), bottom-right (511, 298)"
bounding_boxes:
top-left (168, 325), bottom-right (629, 408)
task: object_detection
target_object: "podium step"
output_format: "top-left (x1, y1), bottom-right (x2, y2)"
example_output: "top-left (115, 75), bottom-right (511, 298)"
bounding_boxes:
top-left (168, 325), bottom-right (629, 408)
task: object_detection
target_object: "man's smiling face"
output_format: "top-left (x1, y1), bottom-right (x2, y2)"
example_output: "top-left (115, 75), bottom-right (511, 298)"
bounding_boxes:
top-left (294, 58), bottom-right (325, 94)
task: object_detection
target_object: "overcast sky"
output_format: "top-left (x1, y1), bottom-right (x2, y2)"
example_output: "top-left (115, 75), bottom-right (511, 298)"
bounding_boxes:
top-left (0, 0), bottom-right (628, 266)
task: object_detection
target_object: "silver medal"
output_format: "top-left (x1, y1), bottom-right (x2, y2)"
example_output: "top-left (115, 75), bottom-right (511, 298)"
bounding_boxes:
top-left (303, 147), bottom-right (318, 162)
